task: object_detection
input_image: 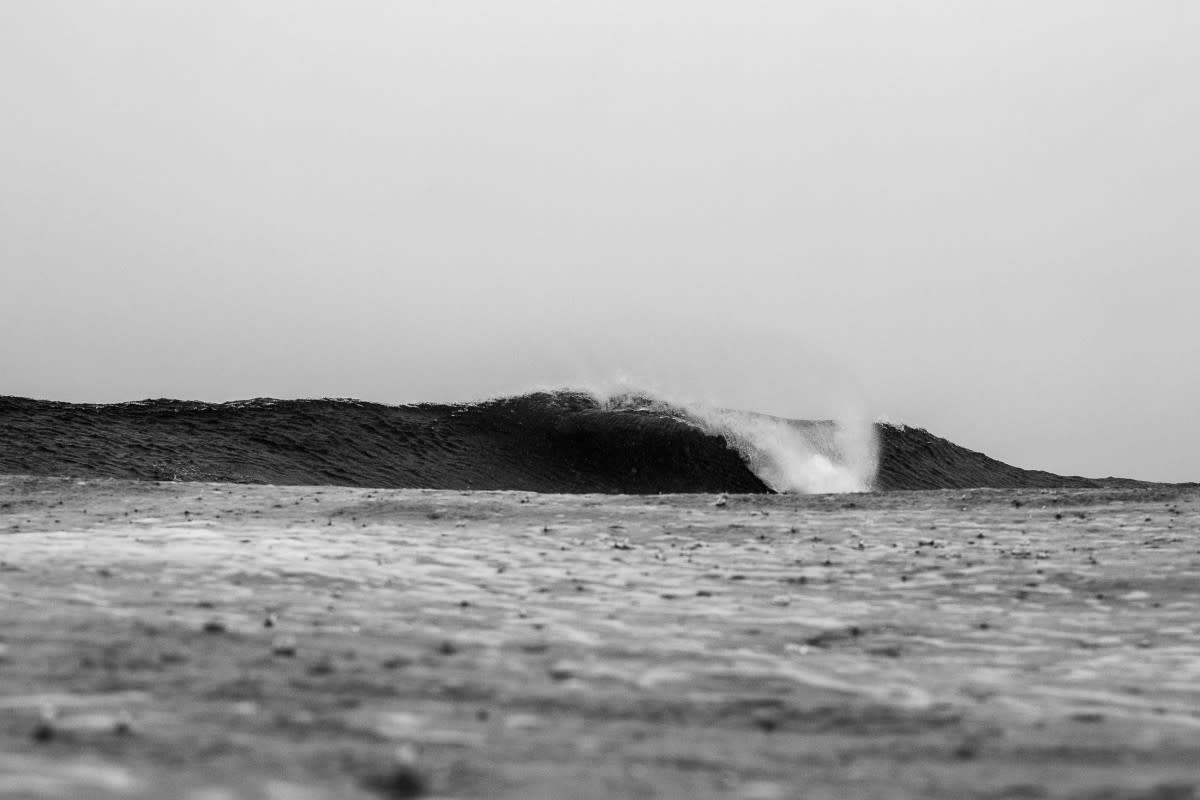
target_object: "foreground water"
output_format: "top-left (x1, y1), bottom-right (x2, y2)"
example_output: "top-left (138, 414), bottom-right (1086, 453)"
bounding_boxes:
top-left (1, 476), bottom-right (1198, 799)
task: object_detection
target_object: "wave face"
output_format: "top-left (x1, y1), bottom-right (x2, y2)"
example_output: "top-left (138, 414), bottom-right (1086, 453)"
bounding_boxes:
top-left (0, 391), bottom-right (1139, 493)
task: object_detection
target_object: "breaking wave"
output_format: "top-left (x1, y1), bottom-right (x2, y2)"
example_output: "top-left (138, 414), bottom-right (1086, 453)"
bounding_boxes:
top-left (589, 389), bottom-right (877, 493)
top-left (0, 390), bottom-right (1130, 493)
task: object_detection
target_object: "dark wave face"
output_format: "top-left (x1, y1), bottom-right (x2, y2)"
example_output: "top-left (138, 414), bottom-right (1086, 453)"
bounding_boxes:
top-left (0, 390), bottom-right (1141, 493)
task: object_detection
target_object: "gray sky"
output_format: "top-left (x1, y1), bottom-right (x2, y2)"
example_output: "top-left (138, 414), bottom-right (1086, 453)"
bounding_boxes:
top-left (2, 2), bottom-right (1198, 481)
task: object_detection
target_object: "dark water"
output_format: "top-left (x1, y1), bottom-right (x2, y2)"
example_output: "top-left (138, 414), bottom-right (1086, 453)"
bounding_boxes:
top-left (0, 391), bottom-right (1136, 492)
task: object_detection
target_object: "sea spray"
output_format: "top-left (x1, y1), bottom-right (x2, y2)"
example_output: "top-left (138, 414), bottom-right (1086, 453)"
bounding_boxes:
top-left (699, 409), bottom-right (877, 494)
top-left (586, 386), bottom-right (878, 493)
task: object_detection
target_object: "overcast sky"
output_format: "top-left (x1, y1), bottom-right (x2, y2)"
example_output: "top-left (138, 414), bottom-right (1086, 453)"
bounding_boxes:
top-left (2, 2), bottom-right (1197, 481)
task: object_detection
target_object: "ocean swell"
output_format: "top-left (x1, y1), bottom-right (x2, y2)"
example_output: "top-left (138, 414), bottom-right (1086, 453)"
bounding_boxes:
top-left (0, 391), bottom-right (1123, 493)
